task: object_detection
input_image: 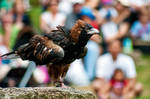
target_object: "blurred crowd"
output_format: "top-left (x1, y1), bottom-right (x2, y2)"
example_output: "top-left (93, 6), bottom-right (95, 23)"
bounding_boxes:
top-left (0, 0), bottom-right (150, 98)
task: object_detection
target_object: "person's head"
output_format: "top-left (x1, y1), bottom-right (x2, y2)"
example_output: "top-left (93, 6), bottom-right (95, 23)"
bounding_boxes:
top-left (73, 3), bottom-right (82, 14)
top-left (80, 7), bottom-right (95, 23)
top-left (139, 12), bottom-right (149, 25)
top-left (13, 0), bottom-right (25, 15)
top-left (108, 40), bottom-right (122, 57)
top-left (113, 68), bottom-right (125, 81)
top-left (48, 0), bottom-right (59, 14)
top-left (114, 0), bottom-right (130, 12)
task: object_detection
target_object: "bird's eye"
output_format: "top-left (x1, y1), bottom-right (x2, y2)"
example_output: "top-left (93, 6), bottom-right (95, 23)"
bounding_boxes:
top-left (85, 24), bottom-right (93, 30)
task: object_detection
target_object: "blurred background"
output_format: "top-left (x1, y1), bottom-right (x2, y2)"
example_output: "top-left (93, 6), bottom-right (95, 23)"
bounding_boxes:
top-left (0, 0), bottom-right (150, 99)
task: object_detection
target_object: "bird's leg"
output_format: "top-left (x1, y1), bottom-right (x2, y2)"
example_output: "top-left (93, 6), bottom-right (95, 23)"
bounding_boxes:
top-left (54, 77), bottom-right (68, 88)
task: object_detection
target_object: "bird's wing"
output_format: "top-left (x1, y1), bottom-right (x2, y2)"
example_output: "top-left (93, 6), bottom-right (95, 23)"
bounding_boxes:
top-left (1, 35), bottom-right (64, 65)
top-left (26, 35), bottom-right (64, 64)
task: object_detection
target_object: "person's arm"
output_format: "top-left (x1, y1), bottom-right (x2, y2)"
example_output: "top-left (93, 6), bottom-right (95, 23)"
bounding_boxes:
top-left (92, 77), bottom-right (111, 99)
top-left (112, 8), bottom-right (130, 24)
top-left (123, 78), bottom-right (136, 95)
top-left (3, 13), bottom-right (13, 49)
top-left (123, 57), bottom-right (137, 94)
top-left (84, 41), bottom-right (99, 81)
top-left (105, 22), bottom-right (130, 43)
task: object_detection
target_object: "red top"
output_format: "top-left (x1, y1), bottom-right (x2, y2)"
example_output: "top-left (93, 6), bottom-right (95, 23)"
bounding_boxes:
top-left (110, 79), bottom-right (128, 89)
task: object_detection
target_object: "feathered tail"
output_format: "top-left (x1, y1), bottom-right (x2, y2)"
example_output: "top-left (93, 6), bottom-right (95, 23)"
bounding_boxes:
top-left (0, 43), bottom-right (30, 60)
top-left (0, 51), bottom-right (20, 60)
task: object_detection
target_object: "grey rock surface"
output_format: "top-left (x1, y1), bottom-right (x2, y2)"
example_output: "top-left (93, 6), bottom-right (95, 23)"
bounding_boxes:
top-left (0, 87), bottom-right (96, 99)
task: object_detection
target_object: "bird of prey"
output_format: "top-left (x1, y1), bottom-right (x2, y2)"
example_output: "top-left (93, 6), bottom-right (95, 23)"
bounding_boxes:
top-left (1, 20), bottom-right (99, 87)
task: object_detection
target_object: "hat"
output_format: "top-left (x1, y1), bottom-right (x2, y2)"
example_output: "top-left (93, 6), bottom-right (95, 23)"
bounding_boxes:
top-left (71, 0), bottom-right (84, 4)
top-left (117, 0), bottom-right (130, 7)
top-left (80, 7), bottom-right (95, 20)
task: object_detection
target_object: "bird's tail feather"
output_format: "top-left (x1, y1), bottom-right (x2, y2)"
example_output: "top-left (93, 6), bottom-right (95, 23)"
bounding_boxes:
top-left (0, 51), bottom-right (20, 60)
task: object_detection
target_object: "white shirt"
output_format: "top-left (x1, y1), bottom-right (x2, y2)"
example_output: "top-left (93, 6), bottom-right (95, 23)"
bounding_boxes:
top-left (65, 59), bottom-right (90, 86)
top-left (101, 21), bottom-right (118, 39)
top-left (99, 8), bottom-right (118, 39)
top-left (41, 11), bottom-right (66, 30)
top-left (96, 53), bottom-right (136, 81)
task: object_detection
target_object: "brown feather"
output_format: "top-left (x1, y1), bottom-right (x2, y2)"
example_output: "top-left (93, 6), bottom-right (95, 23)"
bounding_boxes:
top-left (70, 20), bottom-right (85, 42)
top-left (47, 64), bottom-right (70, 82)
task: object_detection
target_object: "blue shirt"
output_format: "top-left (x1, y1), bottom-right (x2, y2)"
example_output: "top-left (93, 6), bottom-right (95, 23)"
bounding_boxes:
top-left (84, 40), bottom-right (100, 81)
top-left (131, 21), bottom-right (150, 38)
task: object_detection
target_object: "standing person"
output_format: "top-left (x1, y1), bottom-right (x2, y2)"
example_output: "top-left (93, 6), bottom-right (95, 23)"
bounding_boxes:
top-left (40, 0), bottom-right (66, 33)
top-left (92, 40), bottom-right (142, 99)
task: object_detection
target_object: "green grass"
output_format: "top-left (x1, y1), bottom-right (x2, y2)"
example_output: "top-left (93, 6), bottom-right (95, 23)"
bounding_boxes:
top-left (135, 54), bottom-right (150, 98)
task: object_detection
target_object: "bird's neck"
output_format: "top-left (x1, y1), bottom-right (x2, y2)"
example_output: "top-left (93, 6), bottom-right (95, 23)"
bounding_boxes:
top-left (76, 32), bottom-right (91, 47)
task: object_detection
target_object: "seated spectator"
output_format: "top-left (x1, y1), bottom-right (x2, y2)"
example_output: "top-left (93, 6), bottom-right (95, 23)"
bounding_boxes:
top-left (131, 12), bottom-right (150, 41)
top-left (110, 69), bottom-right (127, 99)
top-left (98, 0), bottom-right (119, 43)
top-left (12, 0), bottom-right (31, 27)
top-left (92, 40), bottom-right (142, 99)
top-left (64, 2), bottom-right (82, 31)
top-left (80, 7), bottom-right (101, 81)
top-left (80, 6), bottom-right (99, 29)
top-left (106, 69), bottom-right (128, 99)
top-left (40, 0), bottom-right (66, 33)
top-left (0, 0), bottom-right (31, 50)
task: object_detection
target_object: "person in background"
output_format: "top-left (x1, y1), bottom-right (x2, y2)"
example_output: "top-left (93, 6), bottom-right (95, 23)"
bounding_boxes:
top-left (12, 0), bottom-right (31, 27)
top-left (92, 40), bottom-right (142, 99)
top-left (39, 0), bottom-right (50, 12)
top-left (80, 7), bottom-right (101, 81)
top-left (0, 0), bottom-right (31, 50)
top-left (105, 69), bottom-right (128, 99)
top-left (131, 11), bottom-right (150, 41)
top-left (40, 0), bottom-right (66, 33)
top-left (64, 2), bottom-right (82, 31)
top-left (98, 0), bottom-right (119, 44)
top-left (109, 69), bottom-right (127, 99)
top-left (80, 7), bottom-right (99, 29)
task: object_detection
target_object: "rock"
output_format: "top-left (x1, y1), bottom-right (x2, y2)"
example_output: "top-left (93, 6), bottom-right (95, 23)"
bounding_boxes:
top-left (0, 87), bottom-right (96, 99)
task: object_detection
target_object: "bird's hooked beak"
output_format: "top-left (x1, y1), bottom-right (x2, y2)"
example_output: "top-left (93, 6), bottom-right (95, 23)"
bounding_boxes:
top-left (88, 28), bottom-right (99, 35)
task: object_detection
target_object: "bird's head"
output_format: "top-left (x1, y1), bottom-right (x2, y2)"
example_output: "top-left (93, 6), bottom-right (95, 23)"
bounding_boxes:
top-left (70, 20), bottom-right (99, 42)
